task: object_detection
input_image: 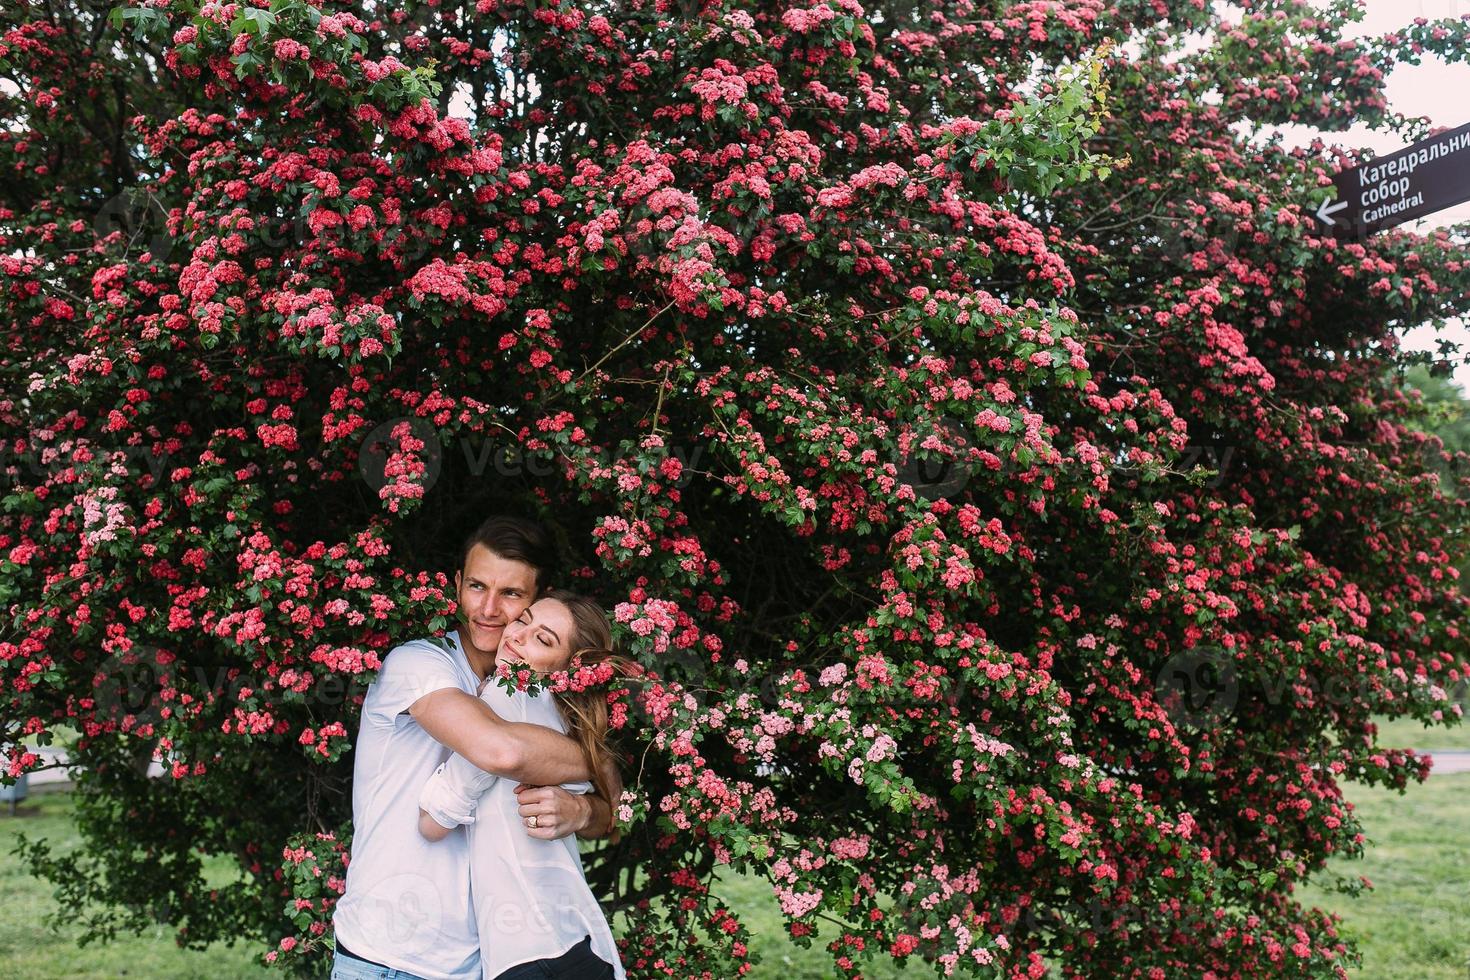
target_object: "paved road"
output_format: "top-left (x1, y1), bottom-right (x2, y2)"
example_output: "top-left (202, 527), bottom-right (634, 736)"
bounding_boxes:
top-left (1429, 750), bottom-right (1470, 775)
top-left (25, 745), bottom-right (77, 787)
top-left (20, 745), bottom-right (162, 789)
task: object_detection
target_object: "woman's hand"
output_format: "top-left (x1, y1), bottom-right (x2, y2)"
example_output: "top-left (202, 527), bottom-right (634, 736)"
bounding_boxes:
top-left (513, 783), bottom-right (592, 840)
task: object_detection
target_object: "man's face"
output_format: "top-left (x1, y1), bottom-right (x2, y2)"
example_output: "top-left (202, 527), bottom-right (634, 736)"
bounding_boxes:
top-left (453, 545), bottom-right (538, 661)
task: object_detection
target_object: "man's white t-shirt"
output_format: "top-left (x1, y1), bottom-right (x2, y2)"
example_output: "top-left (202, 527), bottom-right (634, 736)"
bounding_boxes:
top-left (418, 681), bottom-right (626, 980)
top-left (333, 631), bottom-right (482, 980)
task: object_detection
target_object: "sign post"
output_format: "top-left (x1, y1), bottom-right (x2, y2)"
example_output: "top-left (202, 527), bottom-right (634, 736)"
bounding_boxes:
top-left (1311, 120), bottom-right (1470, 238)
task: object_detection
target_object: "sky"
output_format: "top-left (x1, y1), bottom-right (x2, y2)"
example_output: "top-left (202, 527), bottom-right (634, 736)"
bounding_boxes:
top-left (1278, 0), bottom-right (1470, 393)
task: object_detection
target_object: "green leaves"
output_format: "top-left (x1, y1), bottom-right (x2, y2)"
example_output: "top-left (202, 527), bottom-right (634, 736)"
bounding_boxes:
top-left (229, 7), bottom-right (278, 36)
top-left (107, 5), bottom-right (169, 35)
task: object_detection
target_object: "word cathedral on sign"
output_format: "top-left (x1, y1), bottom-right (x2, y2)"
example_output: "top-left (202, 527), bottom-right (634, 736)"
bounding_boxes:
top-left (1312, 120), bottom-right (1470, 238)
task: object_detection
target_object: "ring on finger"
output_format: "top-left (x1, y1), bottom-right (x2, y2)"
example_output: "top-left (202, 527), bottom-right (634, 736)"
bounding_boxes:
top-left (526, 814), bottom-right (539, 829)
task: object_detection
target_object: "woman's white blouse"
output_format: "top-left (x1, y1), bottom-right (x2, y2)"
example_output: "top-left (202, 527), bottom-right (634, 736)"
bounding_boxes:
top-left (418, 680), bottom-right (626, 980)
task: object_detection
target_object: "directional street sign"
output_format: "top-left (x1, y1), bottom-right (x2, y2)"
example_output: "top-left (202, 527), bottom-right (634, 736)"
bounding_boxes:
top-left (1311, 120), bottom-right (1470, 238)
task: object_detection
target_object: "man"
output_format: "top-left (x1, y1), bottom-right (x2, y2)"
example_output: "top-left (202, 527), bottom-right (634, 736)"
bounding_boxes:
top-left (332, 515), bottom-right (615, 980)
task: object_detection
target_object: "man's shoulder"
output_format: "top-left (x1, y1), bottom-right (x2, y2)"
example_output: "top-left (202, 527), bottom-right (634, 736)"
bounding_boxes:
top-left (378, 635), bottom-right (461, 673)
top-left (363, 635), bottom-right (472, 717)
top-left (386, 634), bottom-right (456, 656)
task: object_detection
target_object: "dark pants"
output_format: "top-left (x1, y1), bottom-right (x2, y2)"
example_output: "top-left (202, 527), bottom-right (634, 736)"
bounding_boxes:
top-left (492, 936), bottom-right (614, 980)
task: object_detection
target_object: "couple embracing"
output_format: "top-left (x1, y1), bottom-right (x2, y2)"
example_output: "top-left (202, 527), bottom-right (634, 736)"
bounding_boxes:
top-left (331, 515), bottom-right (631, 980)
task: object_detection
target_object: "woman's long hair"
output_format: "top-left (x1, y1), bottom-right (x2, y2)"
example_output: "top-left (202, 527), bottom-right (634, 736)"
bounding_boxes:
top-left (538, 588), bottom-right (640, 839)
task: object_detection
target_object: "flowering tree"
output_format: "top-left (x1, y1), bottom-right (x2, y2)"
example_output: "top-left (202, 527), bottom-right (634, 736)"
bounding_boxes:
top-left (4, 0), bottom-right (1470, 977)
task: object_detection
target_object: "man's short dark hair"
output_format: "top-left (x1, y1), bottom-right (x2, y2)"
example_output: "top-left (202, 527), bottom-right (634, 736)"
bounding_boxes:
top-left (458, 515), bottom-right (557, 590)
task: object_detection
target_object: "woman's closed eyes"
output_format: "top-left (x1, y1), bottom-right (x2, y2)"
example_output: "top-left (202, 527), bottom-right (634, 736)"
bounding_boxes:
top-left (515, 611), bottom-right (555, 647)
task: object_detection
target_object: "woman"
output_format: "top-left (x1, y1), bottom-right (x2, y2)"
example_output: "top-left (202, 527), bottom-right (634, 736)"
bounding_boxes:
top-left (418, 589), bottom-right (632, 980)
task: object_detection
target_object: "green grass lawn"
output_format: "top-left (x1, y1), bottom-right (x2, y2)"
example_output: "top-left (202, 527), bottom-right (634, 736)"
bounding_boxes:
top-left (0, 791), bottom-right (272, 980)
top-left (4, 773), bottom-right (1466, 979)
top-left (1298, 773), bottom-right (1470, 980)
top-left (1370, 711), bottom-right (1470, 753)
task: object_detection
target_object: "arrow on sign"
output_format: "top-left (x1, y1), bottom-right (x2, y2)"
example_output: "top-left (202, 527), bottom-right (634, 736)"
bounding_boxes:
top-left (1315, 198), bottom-right (1349, 226)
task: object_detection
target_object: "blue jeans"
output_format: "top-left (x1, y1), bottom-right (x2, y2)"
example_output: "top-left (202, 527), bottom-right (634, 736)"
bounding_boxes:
top-left (330, 944), bottom-right (433, 980)
top-left (493, 936), bottom-right (614, 980)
